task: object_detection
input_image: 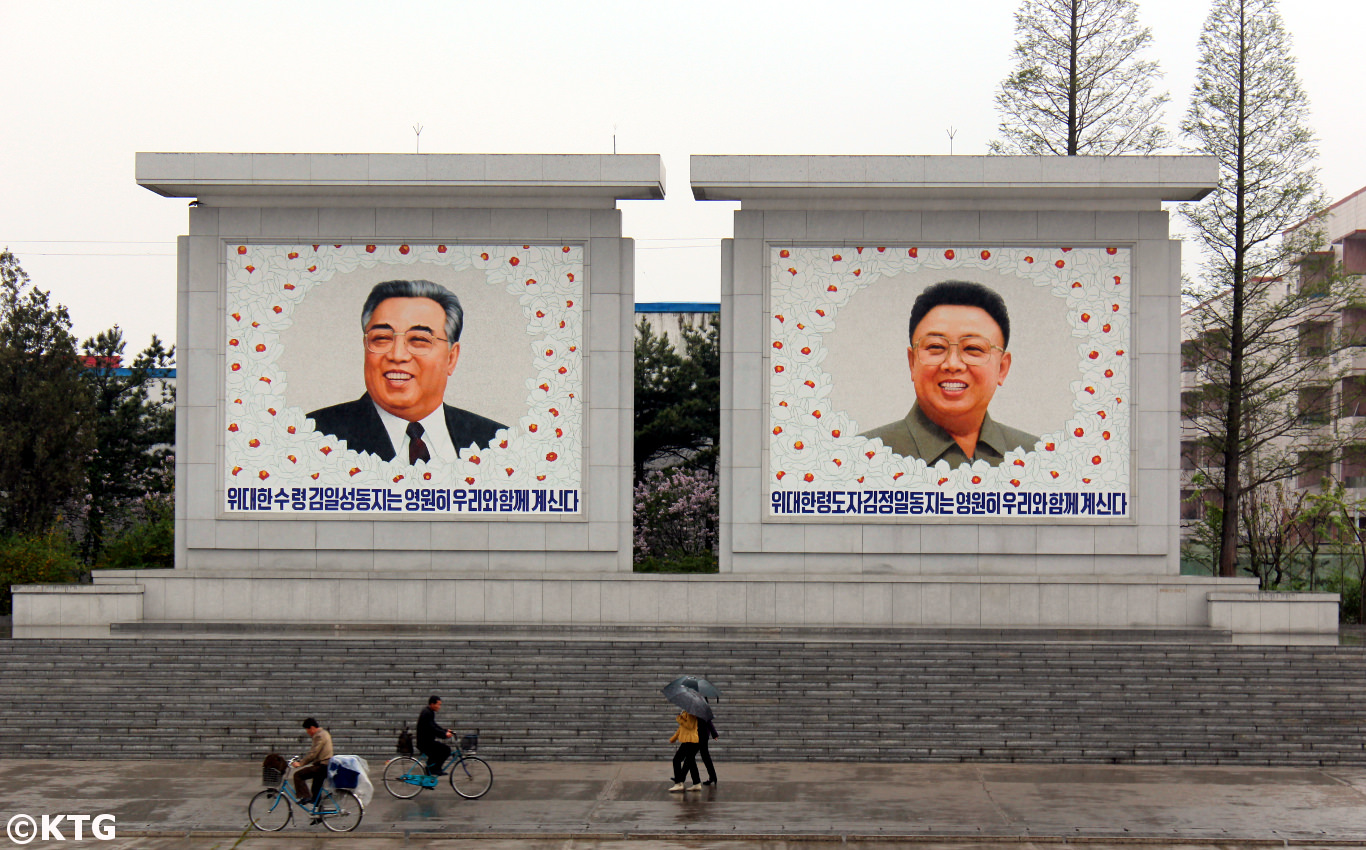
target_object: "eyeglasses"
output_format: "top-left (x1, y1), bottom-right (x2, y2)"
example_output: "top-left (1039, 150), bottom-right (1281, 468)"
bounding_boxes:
top-left (912, 334), bottom-right (1005, 366)
top-left (364, 329), bottom-right (449, 355)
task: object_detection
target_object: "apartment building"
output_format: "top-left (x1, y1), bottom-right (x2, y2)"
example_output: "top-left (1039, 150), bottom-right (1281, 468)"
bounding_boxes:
top-left (1180, 186), bottom-right (1366, 539)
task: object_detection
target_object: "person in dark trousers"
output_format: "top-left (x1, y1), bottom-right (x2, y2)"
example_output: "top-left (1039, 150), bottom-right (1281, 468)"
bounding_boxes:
top-left (417, 694), bottom-right (454, 775)
top-left (668, 710), bottom-right (702, 792)
top-left (291, 718), bottom-right (333, 808)
top-left (697, 712), bottom-right (719, 785)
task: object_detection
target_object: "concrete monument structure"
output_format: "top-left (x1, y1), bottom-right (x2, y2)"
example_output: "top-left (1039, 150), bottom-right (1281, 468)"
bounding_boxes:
top-left (695, 154), bottom-right (1337, 639)
top-left (15, 153), bottom-right (662, 634)
top-left (11, 153), bottom-right (1336, 640)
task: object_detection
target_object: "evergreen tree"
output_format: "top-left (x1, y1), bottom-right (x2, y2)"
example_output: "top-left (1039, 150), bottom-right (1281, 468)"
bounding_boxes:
top-left (77, 327), bottom-right (175, 564)
top-left (1180, 0), bottom-right (1332, 578)
top-left (0, 251), bottom-right (93, 534)
top-left (991, 0), bottom-right (1169, 155)
top-left (633, 315), bottom-right (719, 481)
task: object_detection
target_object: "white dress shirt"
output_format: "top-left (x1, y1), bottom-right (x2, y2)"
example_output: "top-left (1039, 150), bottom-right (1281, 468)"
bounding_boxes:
top-left (372, 402), bottom-right (459, 464)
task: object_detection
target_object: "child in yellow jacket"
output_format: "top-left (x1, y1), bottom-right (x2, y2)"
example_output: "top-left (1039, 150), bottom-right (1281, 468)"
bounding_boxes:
top-left (668, 711), bottom-right (701, 792)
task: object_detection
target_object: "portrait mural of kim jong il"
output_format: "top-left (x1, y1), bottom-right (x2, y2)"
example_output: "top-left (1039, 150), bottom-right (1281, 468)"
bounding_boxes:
top-left (307, 279), bottom-right (507, 464)
top-left (859, 280), bottom-right (1039, 467)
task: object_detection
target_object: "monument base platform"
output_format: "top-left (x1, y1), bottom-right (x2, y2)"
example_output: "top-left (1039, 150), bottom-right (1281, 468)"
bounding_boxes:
top-left (104, 621), bottom-right (1241, 644)
top-left (10, 568), bottom-right (1338, 643)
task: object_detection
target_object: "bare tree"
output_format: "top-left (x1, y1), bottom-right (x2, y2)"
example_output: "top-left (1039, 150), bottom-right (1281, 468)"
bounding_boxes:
top-left (1182, 261), bottom-right (1360, 573)
top-left (990, 0), bottom-right (1170, 155)
top-left (1239, 480), bottom-right (1309, 590)
top-left (1296, 492), bottom-right (1336, 592)
top-left (1181, 0), bottom-right (1336, 578)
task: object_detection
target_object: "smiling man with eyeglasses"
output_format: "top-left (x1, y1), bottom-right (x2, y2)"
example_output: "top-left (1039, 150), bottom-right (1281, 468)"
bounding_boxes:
top-left (859, 280), bottom-right (1038, 467)
top-left (307, 279), bottom-right (506, 463)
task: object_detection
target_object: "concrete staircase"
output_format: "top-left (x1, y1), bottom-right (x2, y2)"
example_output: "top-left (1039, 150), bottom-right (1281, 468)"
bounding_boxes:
top-left (2, 636), bottom-right (1364, 765)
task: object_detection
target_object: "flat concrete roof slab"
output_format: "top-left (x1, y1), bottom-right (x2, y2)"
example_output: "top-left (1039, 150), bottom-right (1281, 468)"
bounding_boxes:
top-left (690, 155), bottom-right (1217, 204)
top-left (136, 153), bottom-right (666, 205)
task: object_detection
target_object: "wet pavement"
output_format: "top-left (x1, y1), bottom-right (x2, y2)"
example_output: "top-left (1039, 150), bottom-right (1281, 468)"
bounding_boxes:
top-left (3, 759), bottom-right (1366, 848)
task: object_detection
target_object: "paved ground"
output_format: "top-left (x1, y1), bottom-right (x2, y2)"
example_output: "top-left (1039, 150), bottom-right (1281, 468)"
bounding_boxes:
top-left (4, 759), bottom-right (1366, 848)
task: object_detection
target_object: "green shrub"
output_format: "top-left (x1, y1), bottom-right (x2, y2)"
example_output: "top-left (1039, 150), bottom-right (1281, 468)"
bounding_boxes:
top-left (634, 553), bottom-right (719, 574)
top-left (95, 512), bottom-right (173, 571)
top-left (1338, 576), bottom-right (1361, 625)
top-left (0, 530), bottom-right (83, 615)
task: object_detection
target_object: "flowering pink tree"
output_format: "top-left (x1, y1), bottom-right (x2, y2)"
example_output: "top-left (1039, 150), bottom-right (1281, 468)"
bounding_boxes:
top-left (633, 468), bottom-right (718, 566)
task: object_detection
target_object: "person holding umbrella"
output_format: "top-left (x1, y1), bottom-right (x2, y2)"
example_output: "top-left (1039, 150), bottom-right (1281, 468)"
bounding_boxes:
top-left (666, 675), bottom-right (722, 786)
top-left (662, 676), bottom-right (718, 793)
top-left (697, 712), bottom-right (719, 786)
top-left (667, 710), bottom-right (701, 793)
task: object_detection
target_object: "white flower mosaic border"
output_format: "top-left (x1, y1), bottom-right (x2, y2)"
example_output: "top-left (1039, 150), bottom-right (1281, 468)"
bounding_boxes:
top-left (223, 243), bottom-right (583, 504)
top-left (769, 245), bottom-right (1131, 494)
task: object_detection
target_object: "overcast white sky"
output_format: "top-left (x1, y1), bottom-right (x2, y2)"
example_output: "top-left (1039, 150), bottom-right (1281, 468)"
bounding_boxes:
top-left (2, 0), bottom-right (1361, 358)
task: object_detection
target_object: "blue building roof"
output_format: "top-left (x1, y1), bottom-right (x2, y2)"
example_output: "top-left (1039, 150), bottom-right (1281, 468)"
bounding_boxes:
top-left (84, 368), bottom-right (177, 378)
top-left (634, 302), bottom-right (720, 313)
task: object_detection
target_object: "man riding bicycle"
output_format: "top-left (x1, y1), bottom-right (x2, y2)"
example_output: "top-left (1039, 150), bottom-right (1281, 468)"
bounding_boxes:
top-left (417, 695), bottom-right (455, 775)
top-left (291, 718), bottom-right (333, 806)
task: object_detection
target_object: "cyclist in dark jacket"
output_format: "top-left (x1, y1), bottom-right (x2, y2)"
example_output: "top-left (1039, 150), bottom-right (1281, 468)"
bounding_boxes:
top-left (417, 695), bottom-right (454, 775)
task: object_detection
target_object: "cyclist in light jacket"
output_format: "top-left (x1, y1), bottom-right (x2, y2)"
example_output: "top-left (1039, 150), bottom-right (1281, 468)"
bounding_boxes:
top-left (291, 718), bottom-right (333, 805)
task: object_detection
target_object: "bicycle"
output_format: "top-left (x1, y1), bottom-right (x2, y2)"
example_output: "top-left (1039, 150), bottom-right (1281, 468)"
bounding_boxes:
top-left (383, 731), bottom-right (492, 799)
top-left (248, 756), bottom-right (364, 832)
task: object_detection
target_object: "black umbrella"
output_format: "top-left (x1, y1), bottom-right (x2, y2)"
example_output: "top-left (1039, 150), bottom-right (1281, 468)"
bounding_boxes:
top-left (662, 681), bottom-right (714, 722)
top-left (665, 674), bottom-right (721, 700)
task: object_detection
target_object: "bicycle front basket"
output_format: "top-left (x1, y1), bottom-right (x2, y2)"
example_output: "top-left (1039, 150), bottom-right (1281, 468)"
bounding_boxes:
top-left (262, 766), bottom-right (284, 788)
top-left (459, 731), bottom-right (478, 752)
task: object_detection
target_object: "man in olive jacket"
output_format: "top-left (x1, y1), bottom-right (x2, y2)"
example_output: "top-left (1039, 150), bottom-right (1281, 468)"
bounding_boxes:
top-left (291, 718), bottom-right (333, 805)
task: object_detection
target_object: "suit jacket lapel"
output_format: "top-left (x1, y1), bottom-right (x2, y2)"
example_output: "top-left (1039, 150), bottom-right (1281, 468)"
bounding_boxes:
top-left (351, 394), bottom-right (398, 462)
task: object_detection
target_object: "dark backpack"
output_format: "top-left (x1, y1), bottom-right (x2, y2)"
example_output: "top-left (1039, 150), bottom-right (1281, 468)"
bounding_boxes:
top-left (397, 723), bottom-right (415, 755)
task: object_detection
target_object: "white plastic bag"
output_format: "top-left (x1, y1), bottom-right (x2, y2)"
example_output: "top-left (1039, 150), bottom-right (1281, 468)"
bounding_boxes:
top-left (325, 755), bottom-right (373, 806)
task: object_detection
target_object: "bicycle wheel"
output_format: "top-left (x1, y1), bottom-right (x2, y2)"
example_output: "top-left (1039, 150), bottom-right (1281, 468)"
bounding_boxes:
top-left (449, 755), bottom-right (493, 799)
top-left (248, 788), bottom-right (292, 831)
top-left (319, 789), bottom-right (364, 832)
top-left (383, 756), bottom-right (426, 799)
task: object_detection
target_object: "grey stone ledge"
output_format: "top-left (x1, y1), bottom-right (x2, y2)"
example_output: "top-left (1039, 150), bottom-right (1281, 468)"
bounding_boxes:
top-left (13, 584), bottom-right (144, 594)
top-left (136, 153), bottom-right (666, 205)
top-left (691, 155), bottom-right (1217, 205)
top-left (90, 567), bottom-right (1259, 586)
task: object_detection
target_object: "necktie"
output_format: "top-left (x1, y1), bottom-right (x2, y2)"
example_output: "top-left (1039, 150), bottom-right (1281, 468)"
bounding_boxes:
top-left (406, 421), bottom-right (431, 465)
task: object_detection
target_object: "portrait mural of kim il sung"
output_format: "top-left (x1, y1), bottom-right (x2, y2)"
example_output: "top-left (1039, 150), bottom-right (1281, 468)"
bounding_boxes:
top-left (222, 244), bottom-right (583, 516)
top-left (306, 279), bottom-right (506, 464)
top-left (768, 246), bottom-right (1131, 520)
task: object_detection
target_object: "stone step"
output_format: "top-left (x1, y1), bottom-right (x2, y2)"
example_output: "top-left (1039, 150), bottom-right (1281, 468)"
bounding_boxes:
top-left (108, 622), bottom-right (1236, 643)
top-left (2, 637), bottom-right (1364, 765)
